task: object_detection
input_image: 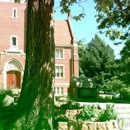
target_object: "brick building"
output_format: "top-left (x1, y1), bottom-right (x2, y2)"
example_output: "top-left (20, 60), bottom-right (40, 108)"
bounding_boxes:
top-left (0, 0), bottom-right (79, 95)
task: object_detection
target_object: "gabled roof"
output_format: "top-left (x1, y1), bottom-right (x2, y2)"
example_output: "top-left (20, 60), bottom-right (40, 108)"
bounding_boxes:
top-left (54, 19), bottom-right (76, 45)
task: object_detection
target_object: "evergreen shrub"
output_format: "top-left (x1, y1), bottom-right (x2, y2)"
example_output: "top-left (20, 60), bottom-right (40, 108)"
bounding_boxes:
top-left (120, 88), bottom-right (130, 101)
top-left (76, 105), bottom-right (97, 121)
top-left (97, 104), bottom-right (118, 122)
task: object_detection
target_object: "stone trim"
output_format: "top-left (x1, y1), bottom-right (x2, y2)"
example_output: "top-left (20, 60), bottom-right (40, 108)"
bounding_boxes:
top-left (58, 121), bottom-right (119, 130)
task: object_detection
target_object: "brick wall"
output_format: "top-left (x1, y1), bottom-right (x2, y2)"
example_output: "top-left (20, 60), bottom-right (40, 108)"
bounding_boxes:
top-left (0, 2), bottom-right (26, 52)
top-left (0, 1), bottom-right (79, 95)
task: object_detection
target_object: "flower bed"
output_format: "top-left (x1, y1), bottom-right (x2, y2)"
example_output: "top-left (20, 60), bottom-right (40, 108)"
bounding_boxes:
top-left (54, 100), bottom-right (119, 129)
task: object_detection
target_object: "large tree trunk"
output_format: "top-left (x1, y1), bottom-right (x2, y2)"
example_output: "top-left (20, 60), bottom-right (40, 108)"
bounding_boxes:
top-left (8, 0), bottom-right (55, 129)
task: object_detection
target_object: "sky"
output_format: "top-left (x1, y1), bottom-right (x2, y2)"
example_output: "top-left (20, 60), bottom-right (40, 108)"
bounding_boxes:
top-left (54, 0), bottom-right (124, 59)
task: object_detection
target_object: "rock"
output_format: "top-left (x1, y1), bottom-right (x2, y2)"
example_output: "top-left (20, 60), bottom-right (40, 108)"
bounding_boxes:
top-left (2, 95), bottom-right (14, 107)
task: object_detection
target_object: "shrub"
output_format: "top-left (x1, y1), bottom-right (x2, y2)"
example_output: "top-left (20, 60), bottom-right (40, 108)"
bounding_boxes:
top-left (105, 95), bottom-right (112, 100)
top-left (97, 104), bottom-right (118, 122)
top-left (120, 88), bottom-right (130, 101)
top-left (53, 116), bottom-right (69, 129)
top-left (60, 100), bottom-right (82, 109)
top-left (0, 89), bottom-right (13, 97)
top-left (76, 104), bottom-right (97, 121)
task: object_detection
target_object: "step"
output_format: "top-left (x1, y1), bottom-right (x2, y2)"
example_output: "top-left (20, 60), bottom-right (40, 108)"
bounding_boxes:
top-left (117, 115), bottom-right (130, 119)
top-left (115, 109), bottom-right (130, 113)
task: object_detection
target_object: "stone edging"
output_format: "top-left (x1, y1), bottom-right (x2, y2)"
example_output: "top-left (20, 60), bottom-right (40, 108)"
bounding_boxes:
top-left (58, 121), bottom-right (119, 130)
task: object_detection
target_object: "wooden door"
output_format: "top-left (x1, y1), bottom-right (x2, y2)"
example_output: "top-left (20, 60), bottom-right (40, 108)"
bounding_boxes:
top-left (7, 70), bottom-right (21, 89)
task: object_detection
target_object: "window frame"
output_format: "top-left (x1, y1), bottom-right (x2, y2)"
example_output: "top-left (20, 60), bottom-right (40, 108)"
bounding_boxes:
top-left (10, 35), bottom-right (18, 47)
top-left (12, 8), bottom-right (17, 18)
top-left (55, 87), bottom-right (64, 95)
top-left (55, 48), bottom-right (64, 59)
top-left (55, 65), bottom-right (64, 78)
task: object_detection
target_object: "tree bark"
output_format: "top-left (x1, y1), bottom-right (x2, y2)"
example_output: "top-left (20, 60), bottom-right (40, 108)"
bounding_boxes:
top-left (7, 0), bottom-right (55, 129)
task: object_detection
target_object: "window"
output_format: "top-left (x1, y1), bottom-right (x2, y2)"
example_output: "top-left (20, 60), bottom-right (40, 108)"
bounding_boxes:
top-left (55, 66), bottom-right (63, 78)
top-left (55, 87), bottom-right (63, 95)
top-left (10, 35), bottom-right (18, 46)
top-left (57, 87), bottom-right (60, 94)
top-left (12, 8), bottom-right (17, 18)
top-left (55, 49), bottom-right (63, 59)
top-left (12, 37), bottom-right (16, 46)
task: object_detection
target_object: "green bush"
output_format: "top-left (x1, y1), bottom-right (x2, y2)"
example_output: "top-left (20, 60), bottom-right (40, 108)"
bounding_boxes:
top-left (97, 104), bottom-right (118, 122)
top-left (76, 105), bottom-right (97, 121)
top-left (98, 95), bottom-right (105, 100)
top-left (120, 88), bottom-right (130, 101)
top-left (0, 89), bottom-right (13, 97)
top-left (53, 116), bottom-right (69, 129)
top-left (60, 100), bottom-right (82, 109)
top-left (105, 95), bottom-right (112, 100)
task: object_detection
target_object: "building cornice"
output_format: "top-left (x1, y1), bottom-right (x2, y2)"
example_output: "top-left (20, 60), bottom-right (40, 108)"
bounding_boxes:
top-left (0, 0), bottom-right (25, 3)
top-left (55, 44), bottom-right (73, 48)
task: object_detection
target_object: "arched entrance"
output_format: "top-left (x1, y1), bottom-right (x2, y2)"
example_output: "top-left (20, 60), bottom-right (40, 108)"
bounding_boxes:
top-left (4, 58), bottom-right (23, 89)
top-left (6, 70), bottom-right (21, 89)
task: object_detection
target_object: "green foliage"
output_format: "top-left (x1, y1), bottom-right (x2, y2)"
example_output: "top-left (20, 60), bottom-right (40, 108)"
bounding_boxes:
top-left (120, 87), bottom-right (130, 101)
top-left (53, 115), bottom-right (70, 129)
top-left (94, 0), bottom-right (130, 41)
top-left (78, 35), bottom-right (115, 78)
top-left (60, 0), bottom-right (86, 21)
top-left (60, 100), bottom-right (82, 109)
top-left (0, 89), bottom-right (13, 97)
top-left (55, 116), bottom-right (69, 122)
top-left (97, 104), bottom-right (118, 122)
top-left (119, 40), bottom-right (130, 86)
top-left (76, 105), bottom-right (97, 121)
top-left (121, 40), bottom-right (130, 59)
top-left (105, 95), bottom-right (112, 100)
top-left (105, 76), bottom-right (126, 93)
top-left (78, 35), bottom-right (115, 92)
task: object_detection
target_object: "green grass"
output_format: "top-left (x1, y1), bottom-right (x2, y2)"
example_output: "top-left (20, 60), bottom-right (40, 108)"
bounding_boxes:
top-left (75, 97), bottom-right (130, 104)
top-left (0, 106), bottom-right (16, 129)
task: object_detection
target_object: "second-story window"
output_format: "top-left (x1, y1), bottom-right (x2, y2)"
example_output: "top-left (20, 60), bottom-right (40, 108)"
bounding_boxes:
top-left (12, 37), bottom-right (16, 46)
top-left (55, 66), bottom-right (63, 78)
top-left (12, 8), bottom-right (17, 18)
top-left (10, 35), bottom-right (18, 47)
top-left (55, 49), bottom-right (63, 59)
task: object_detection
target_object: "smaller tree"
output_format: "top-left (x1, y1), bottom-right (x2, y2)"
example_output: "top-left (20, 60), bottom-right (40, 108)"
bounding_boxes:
top-left (120, 40), bottom-right (130, 86)
top-left (105, 77), bottom-right (126, 94)
top-left (78, 35), bottom-right (115, 91)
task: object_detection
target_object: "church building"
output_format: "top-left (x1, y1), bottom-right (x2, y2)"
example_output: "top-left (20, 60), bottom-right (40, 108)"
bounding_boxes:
top-left (0, 0), bottom-right (79, 95)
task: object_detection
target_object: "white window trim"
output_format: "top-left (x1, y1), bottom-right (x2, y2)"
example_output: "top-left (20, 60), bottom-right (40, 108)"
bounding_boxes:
top-left (55, 48), bottom-right (64, 59)
top-left (12, 8), bottom-right (17, 18)
top-left (55, 64), bottom-right (65, 78)
top-left (55, 87), bottom-right (64, 95)
top-left (10, 35), bottom-right (18, 47)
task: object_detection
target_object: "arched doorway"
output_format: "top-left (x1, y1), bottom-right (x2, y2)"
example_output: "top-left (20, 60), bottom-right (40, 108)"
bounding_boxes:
top-left (6, 70), bottom-right (21, 89)
top-left (4, 58), bottom-right (23, 89)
